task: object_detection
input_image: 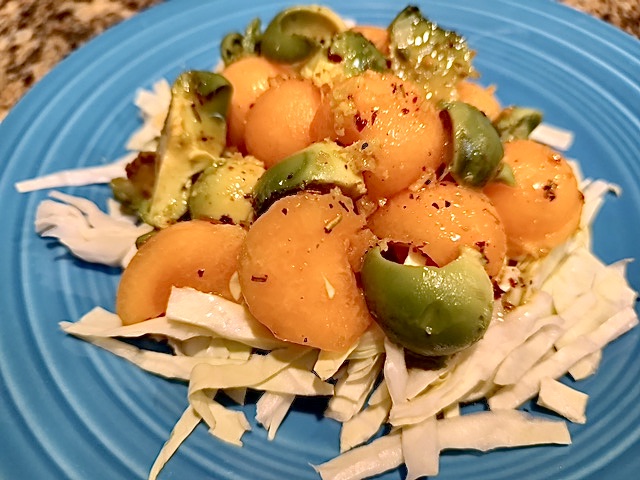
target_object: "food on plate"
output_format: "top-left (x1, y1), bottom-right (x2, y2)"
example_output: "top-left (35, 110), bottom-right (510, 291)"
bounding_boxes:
top-left (18, 3), bottom-right (638, 480)
top-left (188, 154), bottom-right (265, 225)
top-left (238, 190), bottom-right (374, 351)
top-left (484, 139), bottom-right (584, 258)
top-left (244, 77), bottom-right (328, 166)
top-left (221, 56), bottom-right (288, 150)
top-left (361, 246), bottom-right (494, 356)
top-left (138, 71), bottom-right (231, 228)
top-left (368, 180), bottom-right (507, 277)
top-left (116, 221), bottom-right (245, 325)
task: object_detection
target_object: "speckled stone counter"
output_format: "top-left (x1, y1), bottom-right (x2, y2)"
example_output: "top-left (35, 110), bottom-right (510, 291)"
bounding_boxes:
top-left (0, 0), bottom-right (638, 121)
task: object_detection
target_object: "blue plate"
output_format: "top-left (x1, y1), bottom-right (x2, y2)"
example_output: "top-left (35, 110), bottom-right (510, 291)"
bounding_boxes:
top-left (1, 1), bottom-right (639, 478)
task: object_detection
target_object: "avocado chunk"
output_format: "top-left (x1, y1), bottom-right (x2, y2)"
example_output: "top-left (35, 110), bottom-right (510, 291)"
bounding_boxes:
top-left (360, 246), bottom-right (494, 357)
top-left (300, 31), bottom-right (388, 87)
top-left (442, 100), bottom-right (508, 188)
top-left (493, 106), bottom-right (543, 142)
top-left (327, 31), bottom-right (388, 77)
top-left (252, 141), bottom-right (366, 215)
top-left (388, 6), bottom-right (476, 102)
top-left (189, 155), bottom-right (265, 225)
top-left (142, 71), bottom-right (232, 228)
top-left (110, 151), bottom-right (157, 216)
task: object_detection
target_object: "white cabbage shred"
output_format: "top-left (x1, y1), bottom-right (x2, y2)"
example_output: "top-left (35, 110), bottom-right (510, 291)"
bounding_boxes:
top-left (19, 81), bottom-right (638, 479)
top-left (35, 191), bottom-right (152, 267)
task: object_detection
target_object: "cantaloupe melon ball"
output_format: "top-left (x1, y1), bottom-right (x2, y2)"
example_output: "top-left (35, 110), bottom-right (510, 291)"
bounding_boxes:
top-left (484, 139), bottom-right (584, 259)
top-left (238, 190), bottom-right (374, 351)
top-left (368, 181), bottom-right (507, 277)
top-left (116, 221), bottom-right (245, 325)
top-left (331, 71), bottom-right (446, 200)
top-left (222, 56), bottom-right (287, 152)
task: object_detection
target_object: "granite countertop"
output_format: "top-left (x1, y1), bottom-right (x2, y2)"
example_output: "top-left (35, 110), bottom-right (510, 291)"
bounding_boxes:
top-left (0, 0), bottom-right (638, 121)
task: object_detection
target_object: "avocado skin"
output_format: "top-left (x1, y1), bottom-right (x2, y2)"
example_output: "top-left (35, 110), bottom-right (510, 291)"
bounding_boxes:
top-left (361, 247), bottom-right (494, 357)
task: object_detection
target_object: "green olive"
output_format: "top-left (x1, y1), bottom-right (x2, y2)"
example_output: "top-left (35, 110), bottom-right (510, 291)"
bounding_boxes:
top-left (442, 100), bottom-right (505, 188)
top-left (252, 141), bottom-right (366, 215)
top-left (260, 6), bottom-right (346, 63)
top-left (361, 246), bottom-right (494, 357)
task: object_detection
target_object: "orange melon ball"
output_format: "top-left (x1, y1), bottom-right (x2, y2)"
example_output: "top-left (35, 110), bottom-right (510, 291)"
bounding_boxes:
top-left (368, 181), bottom-right (507, 277)
top-left (484, 139), bottom-right (584, 259)
top-left (350, 25), bottom-right (390, 54)
top-left (116, 221), bottom-right (245, 325)
top-left (238, 191), bottom-right (373, 351)
top-left (244, 78), bottom-right (328, 168)
top-left (222, 56), bottom-right (287, 151)
top-left (332, 71), bottom-right (446, 200)
top-left (456, 80), bottom-right (502, 121)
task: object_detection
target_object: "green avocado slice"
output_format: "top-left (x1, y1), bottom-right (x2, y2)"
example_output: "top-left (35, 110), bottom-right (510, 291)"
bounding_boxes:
top-left (252, 141), bottom-right (366, 215)
top-left (142, 71), bottom-right (232, 228)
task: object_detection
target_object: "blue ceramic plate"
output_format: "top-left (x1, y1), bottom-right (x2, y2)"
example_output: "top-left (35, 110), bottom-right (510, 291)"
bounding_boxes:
top-left (1, 0), bottom-right (639, 478)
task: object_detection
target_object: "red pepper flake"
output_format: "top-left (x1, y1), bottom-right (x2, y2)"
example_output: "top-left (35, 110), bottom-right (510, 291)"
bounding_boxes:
top-left (251, 275), bottom-right (269, 283)
top-left (412, 96), bottom-right (418, 104)
top-left (542, 180), bottom-right (558, 201)
top-left (401, 108), bottom-right (410, 115)
top-left (355, 112), bottom-right (368, 132)
top-left (361, 142), bottom-right (369, 150)
top-left (338, 200), bottom-right (350, 212)
top-left (432, 202), bottom-right (440, 209)
top-left (328, 52), bottom-right (343, 63)
top-left (391, 83), bottom-right (398, 94)
top-left (281, 208), bottom-right (288, 215)
top-left (444, 200), bottom-right (451, 207)
top-left (197, 269), bottom-right (205, 278)
top-left (371, 110), bottom-right (378, 125)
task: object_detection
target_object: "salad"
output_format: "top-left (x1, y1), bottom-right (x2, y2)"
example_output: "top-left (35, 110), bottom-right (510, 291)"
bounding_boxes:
top-left (16, 4), bottom-right (638, 480)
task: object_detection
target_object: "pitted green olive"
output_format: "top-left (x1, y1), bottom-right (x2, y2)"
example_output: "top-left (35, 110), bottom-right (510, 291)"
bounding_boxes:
top-left (493, 106), bottom-right (543, 142)
top-left (252, 141), bottom-right (366, 215)
top-left (361, 246), bottom-right (494, 357)
top-left (442, 100), bottom-right (505, 188)
top-left (327, 31), bottom-right (388, 77)
top-left (260, 6), bottom-right (346, 63)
